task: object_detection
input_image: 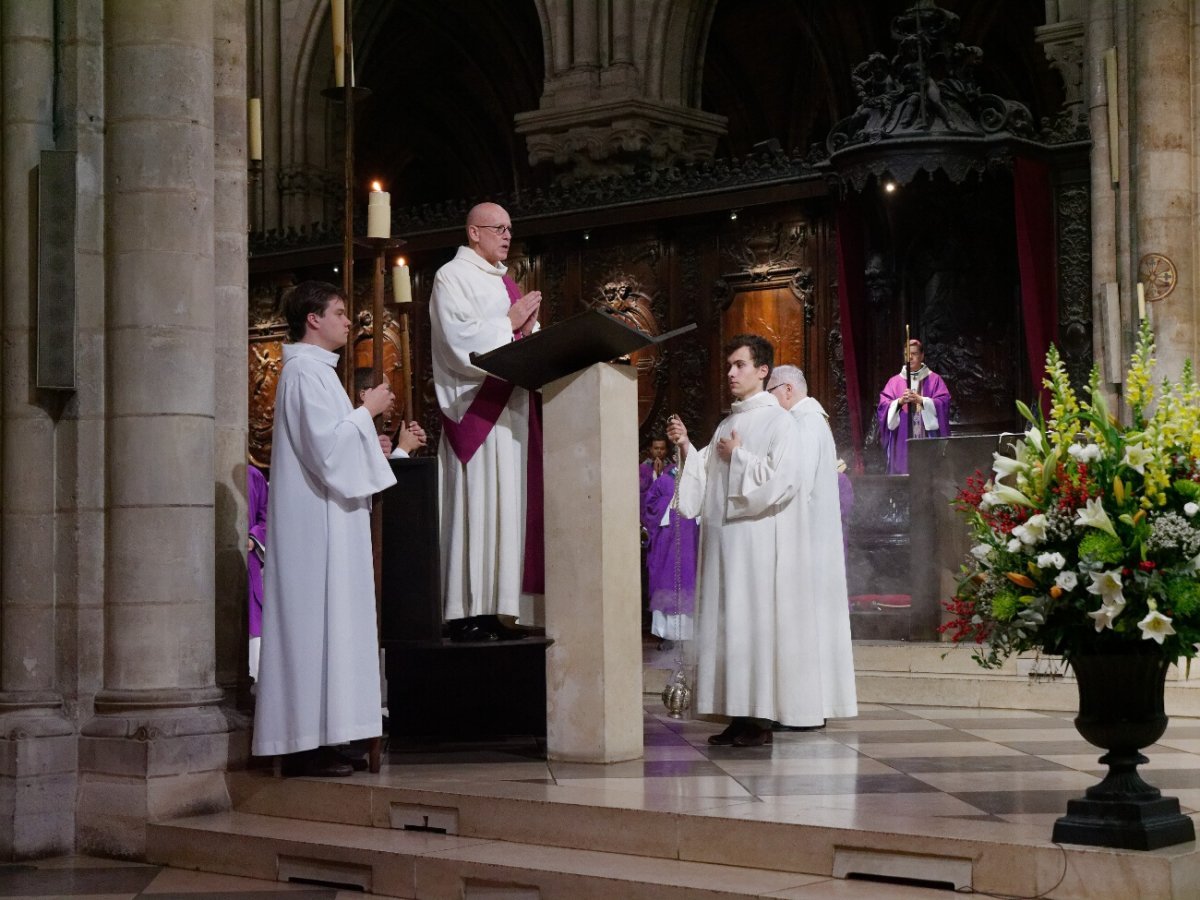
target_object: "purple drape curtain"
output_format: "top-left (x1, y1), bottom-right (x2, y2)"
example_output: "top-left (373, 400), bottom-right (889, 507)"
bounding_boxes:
top-left (835, 203), bottom-right (867, 472)
top-left (1013, 156), bottom-right (1058, 411)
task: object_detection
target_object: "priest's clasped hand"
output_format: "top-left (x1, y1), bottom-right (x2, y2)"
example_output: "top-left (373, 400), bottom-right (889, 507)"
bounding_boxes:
top-left (507, 290), bottom-right (541, 337)
top-left (717, 429), bottom-right (742, 462)
top-left (395, 420), bottom-right (427, 455)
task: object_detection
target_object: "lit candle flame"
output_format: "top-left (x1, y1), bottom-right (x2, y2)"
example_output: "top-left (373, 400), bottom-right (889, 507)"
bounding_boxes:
top-left (397, 257), bottom-right (406, 267)
top-left (371, 180), bottom-right (382, 192)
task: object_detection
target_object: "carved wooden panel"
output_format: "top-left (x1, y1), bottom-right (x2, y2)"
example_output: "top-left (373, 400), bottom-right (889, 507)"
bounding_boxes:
top-left (248, 336), bottom-right (284, 472)
top-left (580, 237), bottom-right (666, 428)
top-left (720, 284), bottom-right (806, 409)
top-left (350, 308), bottom-right (408, 430)
top-left (248, 283), bottom-right (287, 472)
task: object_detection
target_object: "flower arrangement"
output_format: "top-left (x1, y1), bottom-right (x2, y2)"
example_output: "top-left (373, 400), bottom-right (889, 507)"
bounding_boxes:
top-left (942, 320), bottom-right (1200, 668)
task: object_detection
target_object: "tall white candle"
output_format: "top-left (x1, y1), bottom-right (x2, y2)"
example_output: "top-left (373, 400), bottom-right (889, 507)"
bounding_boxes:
top-left (331, 0), bottom-right (345, 88)
top-left (367, 181), bottom-right (390, 238)
top-left (1137, 281), bottom-right (1146, 320)
top-left (392, 257), bottom-right (412, 304)
top-left (247, 98), bottom-right (262, 161)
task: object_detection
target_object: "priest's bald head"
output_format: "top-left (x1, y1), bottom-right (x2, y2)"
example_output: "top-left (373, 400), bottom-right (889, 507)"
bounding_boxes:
top-left (465, 202), bottom-right (513, 266)
top-left (766, 365), bottom-right (808, 411)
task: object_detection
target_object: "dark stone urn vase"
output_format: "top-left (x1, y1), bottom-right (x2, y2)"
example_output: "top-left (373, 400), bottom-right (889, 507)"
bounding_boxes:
top-left (1052, 649), bottom-right (1196, 850)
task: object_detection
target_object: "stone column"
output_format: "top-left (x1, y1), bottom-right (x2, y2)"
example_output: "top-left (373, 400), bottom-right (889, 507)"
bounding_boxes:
top-left (78, 0), bottom-right (230, 857)
top-left (1085, 0), bottom-right (1124, 387)
top-left (213, 0), bottom-right (250, 699)
top-left (0, 0), bottom-right (61, 716)
top-left (0, 0), bottom-right (75, 860)
top-left (1132, 0), bottom-right (1195, 370)
top-left (542, 364), bottom-right (643, 763)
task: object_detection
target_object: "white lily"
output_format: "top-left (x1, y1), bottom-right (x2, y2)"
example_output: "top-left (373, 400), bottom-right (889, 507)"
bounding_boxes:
top-left (970, 544), bottom-right (993, 562)
top-left (1074, 497), bottom-right (1118, 538)
top-left (1069, 442), bottom-right (1102, 463)
top-left (1088, 604), bottom-right (1120, 632)
top-left (1122, 443), bottom-right (1154, 475)
top-left (1025, 426), bottom-right (1045, 454)
top-left (1137, 610), bottom-right (1176, 645)
top-left (992, 453), bottom-right (1026, 481)
top-left (979, 493), bottom-right (996, 511)
top-left (1006, 538), bottom-right (1021, 553)
top-left (1021, 514), bottom-right (1048, 544)
top-left (1037, 551), bottom-right (1066, 570)
top-left (990, 483), bottom-right (1034, 508)
top-left (1054, 570), bottom-right (1078, 591)
top-left (1086, 569), bottom-right (1125, 607)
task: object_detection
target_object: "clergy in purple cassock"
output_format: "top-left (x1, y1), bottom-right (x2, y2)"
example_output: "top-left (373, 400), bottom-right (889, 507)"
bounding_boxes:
top-left (247, 464), bottom-right (268, 681)
top-left (876, 339), bottom-right (951, 475)
top-left (641, 462), bottom-right (698, 641)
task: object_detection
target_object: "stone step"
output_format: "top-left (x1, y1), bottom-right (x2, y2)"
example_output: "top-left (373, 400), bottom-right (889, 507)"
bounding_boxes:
top-left (201, 770), bottom-right (1197, 898)
top-left (147, 809), bottom-right (862, 899)
top-left (850, 642), bottom-right (1200, 715)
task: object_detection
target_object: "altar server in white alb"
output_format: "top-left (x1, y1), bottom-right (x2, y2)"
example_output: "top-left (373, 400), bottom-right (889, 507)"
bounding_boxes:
top-left (430, 202), bottom-right (544, 644)
top-left (667, 335), bottom-right (841, 747)
top-left (765, 364), bottom-right (858, 725)
top-left (252, 281), bottom-right (397, 777)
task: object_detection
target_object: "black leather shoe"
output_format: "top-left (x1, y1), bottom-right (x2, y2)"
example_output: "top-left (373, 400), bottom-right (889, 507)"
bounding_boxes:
top-left (282, 748), bottom-right (353, 778)
top-left (733, 723), bottom-right (774, 747)
top-left (449, 620), bottom-right (498, 643)
top-left (707, 718), bottom-right (747, 746)
top-left (333, 746), bottom-right (369, 772)
top-left (477, 615), bottom-right (529, 641)
top-left (772, 720), bottom-right (826, 732)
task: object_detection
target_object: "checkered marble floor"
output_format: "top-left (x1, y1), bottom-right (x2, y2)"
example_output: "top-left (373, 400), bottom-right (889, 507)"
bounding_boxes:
top-left (10, 703), bottom-right (1200, 899)
top-left (376, 702), bottom-right (1200, 834)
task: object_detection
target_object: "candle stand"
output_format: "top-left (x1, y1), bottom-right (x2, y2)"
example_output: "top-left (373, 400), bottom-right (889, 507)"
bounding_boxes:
top-left (352, 237), bottom-right (406, 774)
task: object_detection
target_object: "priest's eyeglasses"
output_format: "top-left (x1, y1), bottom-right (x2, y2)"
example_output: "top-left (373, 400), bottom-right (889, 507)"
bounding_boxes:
top-left (477, 223), bottom-right (513, 236)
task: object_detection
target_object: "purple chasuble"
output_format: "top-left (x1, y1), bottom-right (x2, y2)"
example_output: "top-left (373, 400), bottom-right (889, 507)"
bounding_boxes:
top-left (640, 468), bottom-right (698, 616)
top-left (876, 370), bottom-right (951, 475)
top-left (247, 465), bottom-right (268, 638)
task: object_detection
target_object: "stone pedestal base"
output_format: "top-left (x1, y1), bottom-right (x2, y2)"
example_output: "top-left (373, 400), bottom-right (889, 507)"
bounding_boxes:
top-left (0, 712), bottom-right (76, 859)
top-left (1053, 795), bottom-right (1196, 851)
top-left (77, 707), bottom-right (245, 857)
top-left (542, 363), bottom-right (642, 763)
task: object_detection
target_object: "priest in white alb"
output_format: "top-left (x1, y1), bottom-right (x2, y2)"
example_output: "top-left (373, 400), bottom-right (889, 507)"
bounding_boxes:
top-left (430, 202), bottom-right (543, 643)
top-left (252, 281), bottom-right (397, 776)
top-left (667, 335), bottom-right (827, 747)
top-left (765, 364), bottom-right (858, 726)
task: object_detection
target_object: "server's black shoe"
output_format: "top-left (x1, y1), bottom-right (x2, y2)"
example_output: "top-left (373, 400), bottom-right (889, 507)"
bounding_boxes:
top-left (449, 618), bottom-right (498, 643)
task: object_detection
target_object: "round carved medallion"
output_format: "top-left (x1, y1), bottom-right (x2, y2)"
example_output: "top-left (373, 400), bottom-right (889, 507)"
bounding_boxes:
top-left (1137, 253), bottom-right (1177, 302)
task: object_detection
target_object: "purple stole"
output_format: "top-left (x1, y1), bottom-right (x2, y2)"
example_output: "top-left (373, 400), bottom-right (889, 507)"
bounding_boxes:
top-left (439, 276), bottom-right (545, 593)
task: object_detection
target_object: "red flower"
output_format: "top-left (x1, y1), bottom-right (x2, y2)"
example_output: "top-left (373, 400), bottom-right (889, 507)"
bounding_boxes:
top-left (1138, 560), bottom-right (1156, 571)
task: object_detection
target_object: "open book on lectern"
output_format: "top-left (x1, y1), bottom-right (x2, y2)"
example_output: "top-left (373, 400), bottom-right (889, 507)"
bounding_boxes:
top-left (470, 308), bottom-right (697, 392)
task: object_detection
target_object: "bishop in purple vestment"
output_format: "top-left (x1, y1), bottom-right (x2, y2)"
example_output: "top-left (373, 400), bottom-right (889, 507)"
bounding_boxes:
top-left (876, 340), bottom-right (951, 475)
